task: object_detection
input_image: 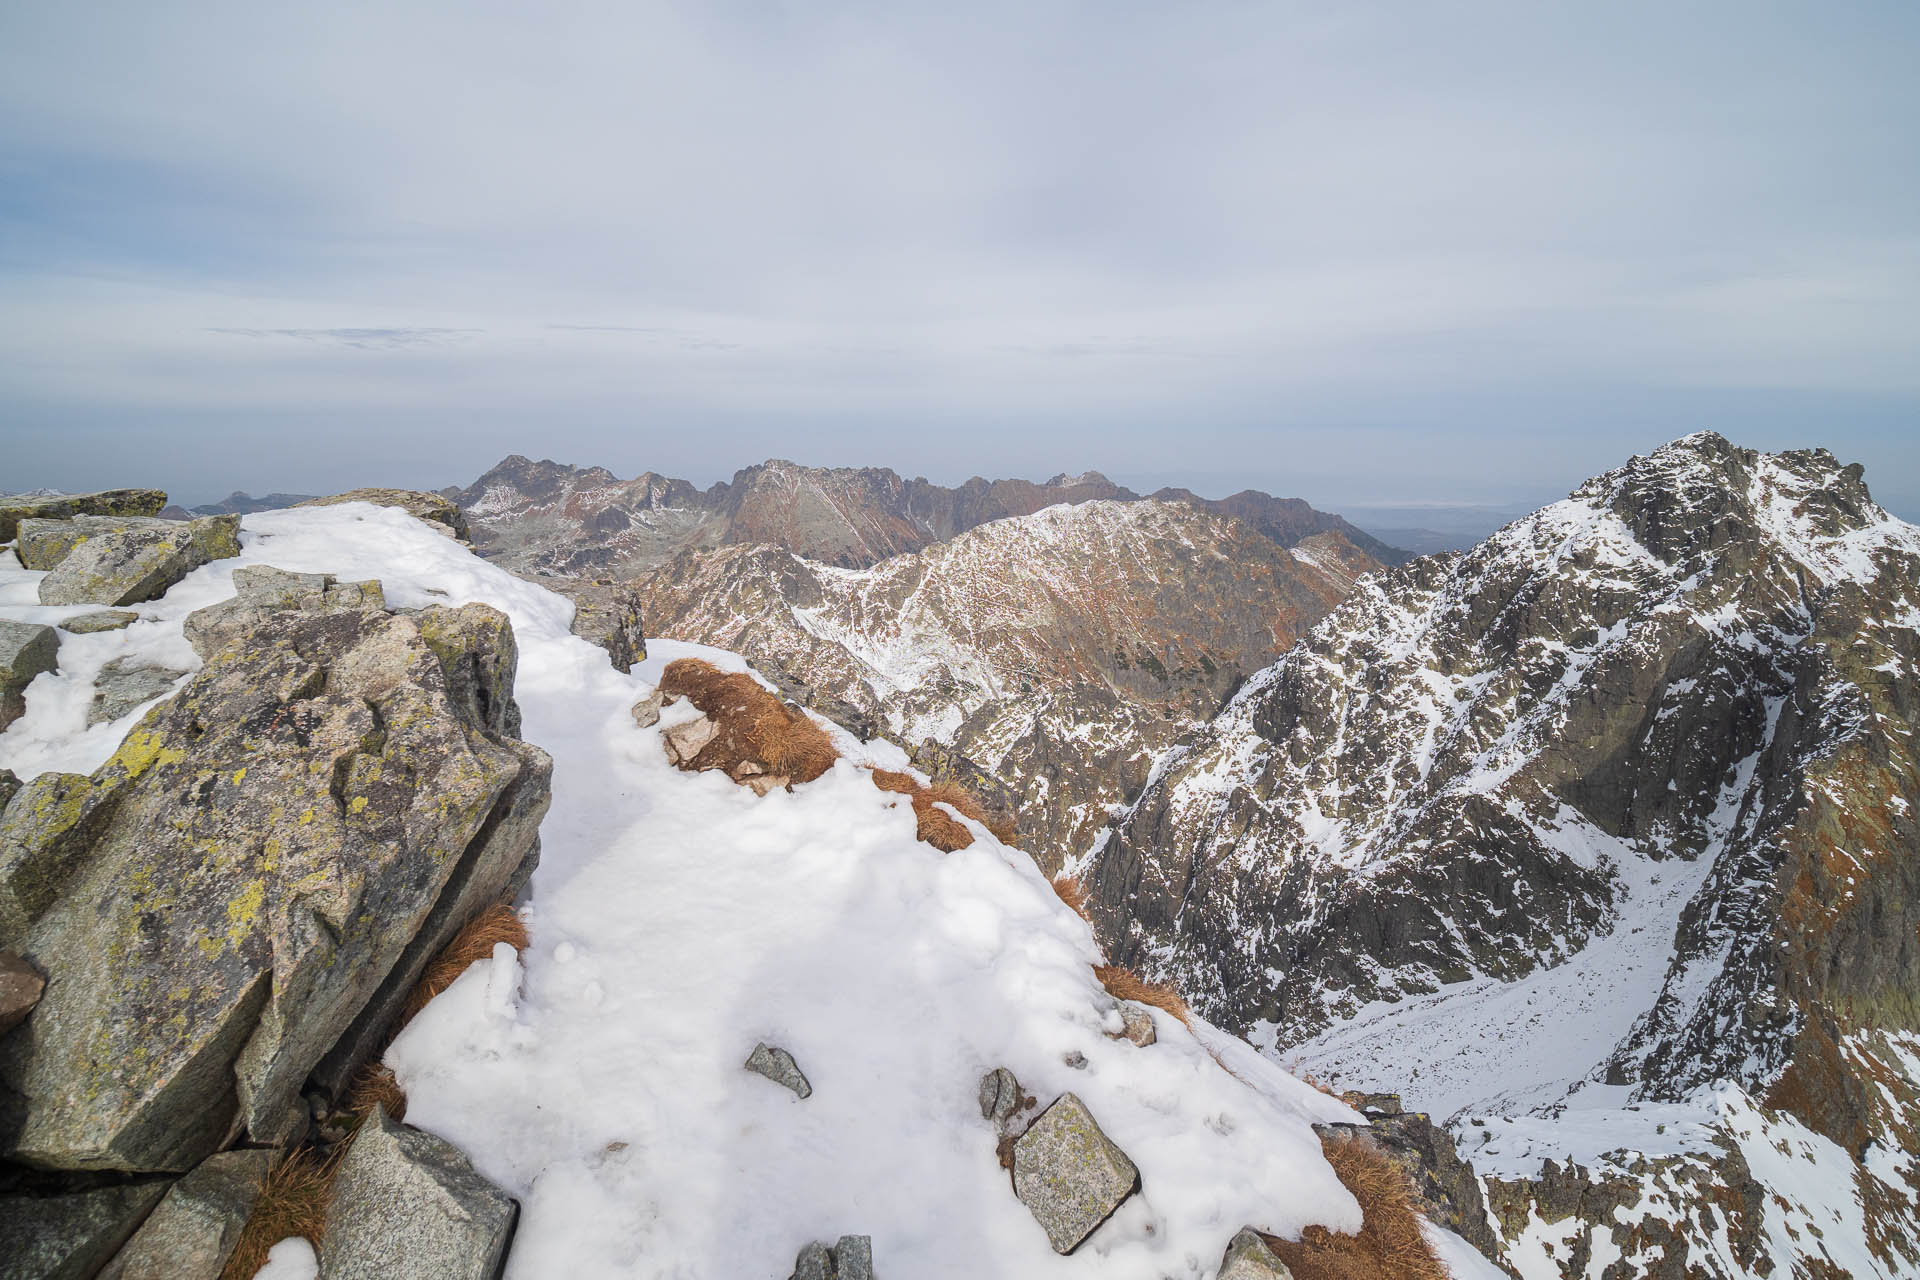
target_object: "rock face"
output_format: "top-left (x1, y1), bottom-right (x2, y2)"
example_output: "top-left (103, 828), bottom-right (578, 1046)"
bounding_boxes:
top-left (320, 1106), bottom-right (518, 1280)
top-left (0, 569), bottom-right (551, 1172)
top-left (0, 489), bottom-right (167, 543)
top-left (298, 489), bottom-right (471, 542)
top-left (0, 1179), bottom-right (170, 1280)
top-left (35, 515), bottom-right (240, 606)
top-left (1318, 1095), bottom-right (1501, 1264)
top-left (1009, 1093), bottom-right (1139, 1254)
top-left (637, 501), bottom-right (1379, 870)
top-left (1085, 433), bottom-right (1920, 1276)
top-left (97, 1147), bottom-right (274, 1280)
top-left (0, 620), bottom-right (57, 731)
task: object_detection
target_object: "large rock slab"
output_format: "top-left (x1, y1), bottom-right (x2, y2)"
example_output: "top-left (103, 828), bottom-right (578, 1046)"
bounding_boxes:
top-left (37, 515), bottom-right (240, 606)
top-left (98, 1147), bottom-right (274, 1280)
top-left (0, 585), bottom-right (550, 1172)
top-left (0, 619), bottom-right (58, 731)
top-left (1010, 1093), bottom-right (1139, 1254)
top-left (16, 517), bottom-right (104, 570)
top-left (299, 490), bottom-right (470, 542)
top-left (0, 1178), bottom-right (170, 1280)
top-left (0, 489), bottom-right (167, 543)
top-left (320, 1106), bottom-right (517, 1280)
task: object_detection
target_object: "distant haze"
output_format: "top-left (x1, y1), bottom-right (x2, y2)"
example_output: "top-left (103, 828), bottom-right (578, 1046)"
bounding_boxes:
top-left (3, 3), bottom-right (1916, 518)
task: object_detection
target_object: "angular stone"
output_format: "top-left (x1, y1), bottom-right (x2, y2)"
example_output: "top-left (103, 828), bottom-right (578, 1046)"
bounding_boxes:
top-left (662, 714), bottom-right (717, 765)
top-left (0, 619), bottom-right (58, 731)
top-left (745, 774), bottom-right (791, 797)
top-left (37, 515), bottom-right (240, 606)
top-left (978, 1067), bottom-right (1024, 1131)
top-left (182, 565), bottom-right (385, 658)
top-left (0, 595), bottom-right (550, 1172)
top-left (0, 489), bottom-right (167, 543)
top-left (630, 690), bottom-right (663, 728)
top-left (298, 489), bottom-right (470, 542)
top-left (568, 583), bottom-right (646, 673)
top-left (745, 1042), bottom-right (812, 1099)
top-left (1010, 1093), bottom-right (1139, 1254)
top-left (0, 770), bottom-right (17, 812)
top-left (831, 1235), bottom-right (873, 1280)
top-left (87, 658), bottom-right (187, 726)
top-left (0, 951), bottom-right (44, 1035)
top-left (791, 1241), bottom-right (833, 1280)
top-left (1217, 1228), bottom-right (1293, 1279)
top-left (16, 517), bottom-right (105, 570)
top-left (319, 1106), bottom-right (517, 1280)
top-left (0, 1179), bottom-right (170, 1280)
top-left (1113, 1002), bottom-right (1156, 1047)
top-left (59, 610), bottom-right (140, 635)
top-left (98, 1148), bottom-right (274, 1280)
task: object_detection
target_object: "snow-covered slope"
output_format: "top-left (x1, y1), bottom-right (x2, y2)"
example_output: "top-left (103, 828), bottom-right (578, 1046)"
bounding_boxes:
top-left (1083, 433), bottom-right (1920, 1277)
top-left (0, 504), bottom-right (1486, 1278)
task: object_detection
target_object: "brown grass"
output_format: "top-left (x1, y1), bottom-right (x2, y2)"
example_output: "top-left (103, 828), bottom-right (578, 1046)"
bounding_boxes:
top-left (869, 768), bottom-right (1018, 852)
top-left (1093, 963), bottom-right (1192, 1027)
top-left (1050, 874), bottom-right (1092, 924)
top-left (219, 1146), bottom-right (338, 1280)
top-left (1261, 1132), bottom-right (1447, 1280)
top-left (401, 901), bottom-right (531, 1023)
top-left (343, 1062), bottom-right (408, 1126)
top-left (659, 658), bottom-right (839, 785)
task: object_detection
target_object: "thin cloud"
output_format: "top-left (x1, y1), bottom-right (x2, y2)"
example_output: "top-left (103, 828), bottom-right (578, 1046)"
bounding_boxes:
top-left (208, 328), bottom-right (478, 350)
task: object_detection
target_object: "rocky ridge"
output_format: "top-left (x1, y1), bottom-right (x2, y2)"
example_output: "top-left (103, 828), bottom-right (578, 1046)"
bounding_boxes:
top-left (1082, 432), bottom-right (1920, 1277)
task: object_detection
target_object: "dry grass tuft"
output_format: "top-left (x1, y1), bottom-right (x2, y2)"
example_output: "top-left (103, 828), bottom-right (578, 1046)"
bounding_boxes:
top-left (401, 901), bottom-right (530, 1023)
top-left (343, 1062), bottom-right (408, 1126)
top-left (1261, 1132), bottom-right (1447, 1280)
top-left (1050, 874), bottom-right (1093, 924)
top-left (867, 768), bottom-right (1015, 852)
top-left (219, 1147), bottom-right (337, 1280)
top-left (659, 658), bottom-right (839, 785)
top-left (1093, 963), bottom-right (1192, 1027)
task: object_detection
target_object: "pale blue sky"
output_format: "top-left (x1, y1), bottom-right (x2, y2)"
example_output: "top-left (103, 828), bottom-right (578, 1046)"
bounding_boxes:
top-left (2, 2), bottom-right (1916, 517)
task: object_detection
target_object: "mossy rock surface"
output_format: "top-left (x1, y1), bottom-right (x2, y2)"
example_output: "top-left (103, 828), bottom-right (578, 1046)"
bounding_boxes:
top-left (0, 489), bottom-right (167, 543)
top-left (35, 516), bottom-right (240, 607)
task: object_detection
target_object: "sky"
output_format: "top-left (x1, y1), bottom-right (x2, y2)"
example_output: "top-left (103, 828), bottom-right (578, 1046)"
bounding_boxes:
top-left (2, 1), bottom-right (1916, 518)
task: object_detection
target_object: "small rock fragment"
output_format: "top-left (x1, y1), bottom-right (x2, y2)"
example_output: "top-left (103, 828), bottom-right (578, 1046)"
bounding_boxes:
top-left (58, 610), bottom-right (140, 635)
top-left (1217, 1228), bottom-right (1294, 1278)
top-left (0, 952), bottom-right (46, 1035)
top-left (662, 714), bottom-right (718, 765)
top-left (745, 1042), bottom-right (813, 1099)
top-left (1110, 1002), bottom-right (1156, 1047)
top-left (1062, 1050), bottom-right (1087, 1069)
top-left (791, 1241), bottom-right (833, 1280)
top-left (745, 774), bottom-right (790, 797)
top-left (630, 690), bottom-right (663, 728)
top-left (786, 1235), bottom-right (872, 1280)
top-left (1010, 1093), bottom-right (1139, 1254)
top-left (978, 1067), bottom-right (1024, 1132)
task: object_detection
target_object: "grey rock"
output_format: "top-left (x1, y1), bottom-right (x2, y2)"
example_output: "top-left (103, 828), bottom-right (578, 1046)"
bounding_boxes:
top-left (87, 658), bottom-right (187, 726)
top-left (1010, 1093), bottom-right (1139, 1254)
top-left (791, 1241), bottom-right (833, 1280)
top-left (37, 515), bottom-right (240, 606)
top-left (16, 517), bottom-right (105, 570)
top-left (1217, 1228), bottom-right (1293, 1279)
top-left (1061, 1050), bottom-right (1087, 1069)
top-left (662, 713), bottom-right (717, 765)
top-left (1113, 1003), bottom-right (1155, 1047)
top-left (0, 951), bottom-right (44, 1035)
top-left (0, 591), bottom-right (550, 1172)
top-left (745, 1042), bottom-right (812, 1099)
top-left (59, 610), bottom-right (140, 635)
top-left (0, 619), bottom-right (58, 731)
top-left (0, 489), bottom-right (168, 543)
top-left (978, 1067), bottom-right (1024, 1131)
top-left (98, 1148), bottom-right (273, 1280)
top-left (786, 1235), bottom-right (872, 1280)
top-left (0, 769), bottom-right (17, 812)
top-left (567, 582), bottom-right (646, 673)
top-left (0, 1179), bottom-right (170, 1280)
top-left (630, 690), bottom-right (663, 728)
top-left (320, 1106), bottom-right (518, 1280)
top-left (182, 565), bottom-right (385, 657)
top-left (298, 489), bottom-right (470, 542)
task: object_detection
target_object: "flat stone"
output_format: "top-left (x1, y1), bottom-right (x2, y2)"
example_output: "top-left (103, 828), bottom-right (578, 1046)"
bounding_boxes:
top-left (320, 1106), bottom-right (517, 1280)
top-left (662, 714), bottom-right (718, 765)
top-left (0, 489), bottom-right (167, 543)
top-left (630, 690), bottom-right (663, 728)
top-left (16, 517), bottom-right (112, 571)
top-left (98, 1148), bottom-right (274, 1280)
top-left (0, 619), bottom-right (58, 732)
top-left (87, 658), bottom-right (187, 726)
top-left (1010, 1093), bottom-right (1139, 1254)
top-left (745, 1042), bottom-right (812, 1099)
top-left (182, 565), bottom-right (385, 658)
top-left (298, 490), bottom-right (470, 542)
top-left (0, 951), bottom-right (45, 1035)
top-left (59, 611), bottom-right (140, 635)
top-left (38, 515), bottom-right (240, 607)
top-left (0, 1179), bottom-right (171, 1280)
top-left (1217, 1228), bottom-right (1293, 1278)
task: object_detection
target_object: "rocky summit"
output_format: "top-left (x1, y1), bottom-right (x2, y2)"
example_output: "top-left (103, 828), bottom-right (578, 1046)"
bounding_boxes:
top-left (1083, 432), bottom-right (1920, 1277)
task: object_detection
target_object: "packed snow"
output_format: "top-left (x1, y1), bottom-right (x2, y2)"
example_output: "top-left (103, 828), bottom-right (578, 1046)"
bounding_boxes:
top-left (0, 504), bottom-right (1484, 1279)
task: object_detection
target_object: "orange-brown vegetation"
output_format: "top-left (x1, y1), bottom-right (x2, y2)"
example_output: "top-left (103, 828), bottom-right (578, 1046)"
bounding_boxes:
top-left (401, 901), bottom-right (532, 1023)
top-left (1093, 963), bottom-right (1192, 1027)
top-left (343, 1062), bottom-right (408, 1127)
top-left (659, 658), bottom-right (839, 784)
top-left (869, 767), bottom-right (1016, 851)
top-left (220, 1146), bottom-right (338, 1280)
top-left (1050, 874), bottom-right (1092, 924)
top-left (1262, 1132), bottom-right (1447, 1280)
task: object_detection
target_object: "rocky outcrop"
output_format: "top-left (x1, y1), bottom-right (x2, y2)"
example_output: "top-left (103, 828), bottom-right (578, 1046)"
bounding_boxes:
top-left (0, 567), bottom-right (551, 1172)
top-left (34, 515), bottom-right (240, 606)
top-left (0, 490), bottom-right (167, 544)
top-left (1319, 1094), bottom-right (1504, 1265)
top-left (0, 620), bottom-right (57, 731)
top-left (298, 489), bottom-right (471, 542)
top-left (1009, 1093), bottom-right (1139, 1254)
top-left (566, 581), bottom-right (646, 673)
top-left (320, 1106), bottom-right (518, 1280)
top-left (58, 611), bottom-right (138, 635)
top-left (97, 1148), bottom-right (273, 1280)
